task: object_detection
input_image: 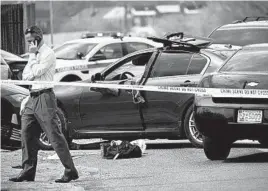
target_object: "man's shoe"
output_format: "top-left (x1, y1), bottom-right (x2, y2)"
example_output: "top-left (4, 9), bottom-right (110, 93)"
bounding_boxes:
top-left (55, 174), bottom-right (79, 183)
top-left (12, 165), bottom-right (23, 169)
top-left (9, 175), bottom-right (35, 182)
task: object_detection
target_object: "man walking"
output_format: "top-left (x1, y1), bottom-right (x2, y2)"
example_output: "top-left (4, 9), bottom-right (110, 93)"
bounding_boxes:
top-left (9, 26), bottom-right (79, 183)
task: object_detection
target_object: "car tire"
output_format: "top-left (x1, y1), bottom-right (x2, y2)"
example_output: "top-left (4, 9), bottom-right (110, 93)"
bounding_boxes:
top-left (37, 107), bottom-right (72, 150)
top-left (258, 139), bottom-right (268, 148)
top-left (184, 106), bottom-right (203, 148)
top-left (203, 136), bottom-right (231, 160)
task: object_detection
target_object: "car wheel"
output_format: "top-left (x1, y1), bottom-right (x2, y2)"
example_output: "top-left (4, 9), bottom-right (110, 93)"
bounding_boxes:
top-left (203, 136), bottom-right (231, 160)
top-left (37, 107), bottom-right (72, 150)
top-left (258, 139), bottom-right (268, 148)
top-left (184, 106), bottom-right (203, 148)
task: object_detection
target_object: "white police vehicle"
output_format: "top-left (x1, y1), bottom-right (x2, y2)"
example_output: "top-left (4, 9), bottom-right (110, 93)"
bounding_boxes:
top-left (53, 32), bottom-right (162, 81)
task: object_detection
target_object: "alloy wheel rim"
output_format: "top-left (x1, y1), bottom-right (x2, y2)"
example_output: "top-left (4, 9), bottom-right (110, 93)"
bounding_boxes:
top-left (188, 112), bottom-right (203, 143)
top-left (39, 114), bottom-right (62, 147)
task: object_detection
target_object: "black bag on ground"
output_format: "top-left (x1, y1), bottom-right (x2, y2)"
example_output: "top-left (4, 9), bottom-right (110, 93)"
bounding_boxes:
top-left (101, 141), bottom-right (142, 159)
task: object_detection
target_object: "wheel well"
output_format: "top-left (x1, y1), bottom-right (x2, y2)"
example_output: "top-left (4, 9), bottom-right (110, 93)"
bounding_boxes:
top-left (1, 99), bottom-right (14, 124)
top-left (181, 100), bottom-right (194, 136)
top-left (61, 75), bottom-right (81, 82)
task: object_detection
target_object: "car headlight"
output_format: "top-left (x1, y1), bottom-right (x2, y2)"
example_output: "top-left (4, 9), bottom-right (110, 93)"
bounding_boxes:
top-left (10, 94), bottom-right (28, 102)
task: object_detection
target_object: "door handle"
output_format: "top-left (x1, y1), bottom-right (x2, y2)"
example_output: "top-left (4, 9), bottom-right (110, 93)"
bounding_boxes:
top-left (132, 90), bottom-right (145, 104)
top-left (181, 80), bottom-right (191, 87)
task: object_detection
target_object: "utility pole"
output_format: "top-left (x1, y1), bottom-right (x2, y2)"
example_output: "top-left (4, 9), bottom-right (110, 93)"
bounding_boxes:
top-left (23, 3), bottom-right (28, 52)
top-left (124, 3), bottom-right (128, 33)
top-left (49, 0), bottom-right (54, 48)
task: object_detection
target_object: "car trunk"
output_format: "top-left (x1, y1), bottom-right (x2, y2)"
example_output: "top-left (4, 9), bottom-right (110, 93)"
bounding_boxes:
top-left (210, 73), bottom-right (268, 104)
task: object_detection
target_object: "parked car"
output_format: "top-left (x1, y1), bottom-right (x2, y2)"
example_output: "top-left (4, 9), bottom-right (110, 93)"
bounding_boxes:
top-left (1, 56), bottom-right (11, 80)
top-left (1, 84), bottom-right (28, 148)
top-left (1, 49), bottom-right (28, 80)
top-left (209, 17), bottom-right (268, 46)
top-left (34, 33), bottom-right (230, 150)
top-left (1, 84), bottom-right (68, 150)
top-left (52, 33), bottom-right (162, 82)
top-left (194, 43), bottom-right (268, 160)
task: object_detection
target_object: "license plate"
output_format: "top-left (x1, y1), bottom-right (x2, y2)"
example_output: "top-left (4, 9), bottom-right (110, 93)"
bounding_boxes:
top-left (237, 110), bottom-right (263, 124)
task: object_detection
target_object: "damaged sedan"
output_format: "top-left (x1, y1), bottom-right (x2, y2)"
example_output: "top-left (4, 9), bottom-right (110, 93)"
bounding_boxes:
top-left (48, 33), bottom-right (230, 149)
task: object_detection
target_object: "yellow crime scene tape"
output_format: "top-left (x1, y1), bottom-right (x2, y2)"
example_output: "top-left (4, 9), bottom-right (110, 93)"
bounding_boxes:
top-left (1, 80), bottom-right (268, 99)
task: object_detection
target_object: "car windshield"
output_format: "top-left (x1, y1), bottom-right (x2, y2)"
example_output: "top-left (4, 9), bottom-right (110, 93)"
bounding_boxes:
top-left (209, 28), bottom-right (268, 46)
top-left (54, 42), bottom-right (96, 60)
top-left (220, 49), bottom-right (268, 73)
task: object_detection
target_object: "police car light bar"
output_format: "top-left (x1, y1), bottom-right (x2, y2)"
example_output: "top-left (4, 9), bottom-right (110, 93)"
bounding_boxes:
top-left (81, 31), bottom-right (124, 39)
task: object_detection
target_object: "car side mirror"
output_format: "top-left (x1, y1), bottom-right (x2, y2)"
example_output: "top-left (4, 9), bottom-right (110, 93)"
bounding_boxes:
top-left (91, 72), bottom-right (102, 82)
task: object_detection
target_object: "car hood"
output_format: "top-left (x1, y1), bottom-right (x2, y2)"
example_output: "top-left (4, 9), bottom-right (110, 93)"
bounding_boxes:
top-left (208, 73), bottom-right (268, 89)
top-left (1, 49), bottom-right (27, 63)
top-left (1, 84), bottom-right (29, 97)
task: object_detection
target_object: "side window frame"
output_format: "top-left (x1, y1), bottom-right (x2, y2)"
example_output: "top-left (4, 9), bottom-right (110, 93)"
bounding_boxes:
top-left (103, 51), bottom-right (153, 81)
top-left (185, 53), bottom-right (210, 76)
top-left (149, 51), bottom-right (193, 79)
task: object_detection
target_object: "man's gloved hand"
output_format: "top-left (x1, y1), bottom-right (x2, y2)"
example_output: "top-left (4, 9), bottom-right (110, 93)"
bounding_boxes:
top-left (20, 96), bottom-right (30, 115)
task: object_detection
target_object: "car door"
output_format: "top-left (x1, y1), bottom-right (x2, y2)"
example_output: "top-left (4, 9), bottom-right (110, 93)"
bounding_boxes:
top-left (140, 52), bottom-right (208, 130)
top-left (79, 51), bottom-right (154, 131)
top-left (1, 60), bottom-right (9, 80)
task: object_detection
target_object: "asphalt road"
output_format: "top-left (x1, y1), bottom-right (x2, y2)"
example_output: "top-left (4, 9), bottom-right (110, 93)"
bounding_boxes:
top-left (1, 140), bottom-right (268, 191)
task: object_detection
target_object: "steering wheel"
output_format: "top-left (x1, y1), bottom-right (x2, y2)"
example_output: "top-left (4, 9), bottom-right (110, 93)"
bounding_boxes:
top-left (119, 71), bottom-right (135, 80)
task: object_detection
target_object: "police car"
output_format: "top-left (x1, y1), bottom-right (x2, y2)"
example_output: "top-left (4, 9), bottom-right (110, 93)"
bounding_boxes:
top-left (53, 32), bottom-right (162, 82)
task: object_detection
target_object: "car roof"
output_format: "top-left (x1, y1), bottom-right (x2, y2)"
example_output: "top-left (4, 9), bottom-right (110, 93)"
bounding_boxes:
top-left (62, 37), bottom-right (156, 44)
top-left (218, 21), bottom-right (268, 30)
top-left (242, 43), bottom-right (268, 50)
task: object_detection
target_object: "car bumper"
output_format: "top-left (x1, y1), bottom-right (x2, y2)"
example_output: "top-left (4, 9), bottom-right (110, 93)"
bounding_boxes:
top-left (194, 96), bottom-right (268, 140)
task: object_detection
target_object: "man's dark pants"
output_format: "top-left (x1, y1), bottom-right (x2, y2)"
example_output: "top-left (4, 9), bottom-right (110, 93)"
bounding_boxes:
top-left (20, 89), bottom-right (77, 179)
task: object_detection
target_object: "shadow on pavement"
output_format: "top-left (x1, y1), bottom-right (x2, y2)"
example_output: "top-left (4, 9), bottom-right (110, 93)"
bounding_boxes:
top-left (2, 141), bottom-right (264, 151)
top-left (225, 152), bottom-right (268, 163)
top-left (69, 141), bottom-right (262, 150)
top-left (232, 143), bottom-right (263, 148)
top-left (69, 141), bottom-right (195, 150)
top-left (146, 142), bottom-right (194, 149)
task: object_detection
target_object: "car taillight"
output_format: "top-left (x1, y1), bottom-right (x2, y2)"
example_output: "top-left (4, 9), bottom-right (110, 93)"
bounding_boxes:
top-left (199, 76), bottom-right (211, 88)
